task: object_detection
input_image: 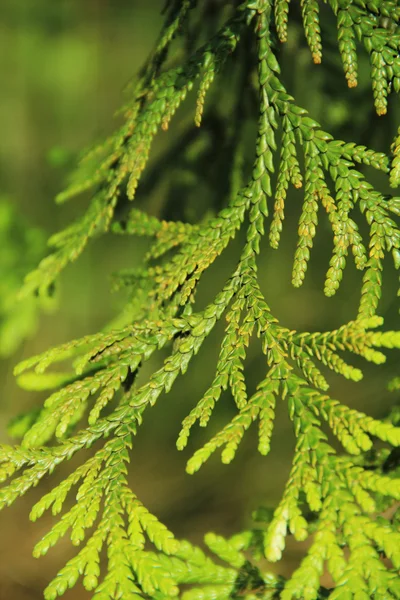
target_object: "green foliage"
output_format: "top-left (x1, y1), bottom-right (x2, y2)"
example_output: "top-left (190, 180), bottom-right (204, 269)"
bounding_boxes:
top-left (0, 199), bottom-right (48, 357)
top-left (1, 0), bottom-right (400, 598)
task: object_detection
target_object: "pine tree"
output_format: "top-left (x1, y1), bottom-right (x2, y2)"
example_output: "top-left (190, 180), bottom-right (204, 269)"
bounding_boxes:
top-left (1, 1), bottom-right (400, 598)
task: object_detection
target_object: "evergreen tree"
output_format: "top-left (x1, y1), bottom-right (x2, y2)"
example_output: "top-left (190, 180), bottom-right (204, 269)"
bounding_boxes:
top-left (1, 1), bottom-right (400, 598)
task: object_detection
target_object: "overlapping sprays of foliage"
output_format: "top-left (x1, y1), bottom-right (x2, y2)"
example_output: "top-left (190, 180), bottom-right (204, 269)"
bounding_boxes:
top-left (1, 1), bottom-right (400, 598)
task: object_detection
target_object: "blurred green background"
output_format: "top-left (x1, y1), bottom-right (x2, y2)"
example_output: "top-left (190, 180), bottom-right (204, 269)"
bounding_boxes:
top-left (0, 1), bottom-right (399, 598)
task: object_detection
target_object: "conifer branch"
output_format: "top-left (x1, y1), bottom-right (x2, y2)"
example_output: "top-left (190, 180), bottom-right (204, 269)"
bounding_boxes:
top-left (2, 0), bottom-right (400, 598)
